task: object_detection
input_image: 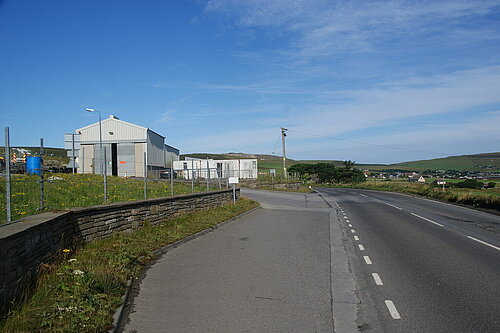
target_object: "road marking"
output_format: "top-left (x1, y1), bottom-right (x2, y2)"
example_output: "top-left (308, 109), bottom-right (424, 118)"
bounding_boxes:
top-left (372, 273), bottom-right (383, 285)
top-left (467, 236), bottom-right (500, 251)
top-left (385, 300), bottom-right (401, 319)
top-left (351, 229), bottom-right (356, 233)
top-left (346, 219), bottom-right (350, 222)
top-left (360, 194), bottom-right (367, 197)
top-left (410, 213), bottom-right (444, 227)
top-left (348, 224), bottom-right (353, 228)
top-left (354, 236), bottom-right (359, 241)
top-left (358, 244), bottom-right (365, 251)
top-left (363, 256), bottom-right (372, 264)
top-left (384, 202), bottom-right (403, 210)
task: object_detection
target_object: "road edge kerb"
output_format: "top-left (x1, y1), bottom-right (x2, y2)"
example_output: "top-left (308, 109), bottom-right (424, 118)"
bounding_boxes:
top-left (109, 205), bottom-right (260, 333)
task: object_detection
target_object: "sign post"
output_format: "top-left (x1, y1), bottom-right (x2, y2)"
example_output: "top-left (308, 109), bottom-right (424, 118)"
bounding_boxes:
top-left (228, 177), bottom-right (239, 204)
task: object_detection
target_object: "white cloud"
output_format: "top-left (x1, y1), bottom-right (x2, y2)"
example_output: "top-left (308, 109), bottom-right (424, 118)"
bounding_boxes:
top-left (202, 0), bottom-right (500, 60)
top-left (287, 65), bottom-right (500, 137)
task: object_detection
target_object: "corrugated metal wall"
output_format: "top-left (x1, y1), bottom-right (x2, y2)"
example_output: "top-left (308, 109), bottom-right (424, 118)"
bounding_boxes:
top-left (117, 143), bottom-right (135, 177)
top-left (79, 117), bottom-right (146, 142)
top-left (135, 143), bottom-right (146, 177)
top-left (147, 130), bottom-right (165, 167)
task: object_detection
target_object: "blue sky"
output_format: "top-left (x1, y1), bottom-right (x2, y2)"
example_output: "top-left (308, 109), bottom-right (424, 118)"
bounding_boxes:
top-left (1, 0), bottom-right (499, 164)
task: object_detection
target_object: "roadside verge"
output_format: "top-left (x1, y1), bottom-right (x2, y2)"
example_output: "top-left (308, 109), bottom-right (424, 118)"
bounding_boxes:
top-left (0, 199), bottom-right (259, 333)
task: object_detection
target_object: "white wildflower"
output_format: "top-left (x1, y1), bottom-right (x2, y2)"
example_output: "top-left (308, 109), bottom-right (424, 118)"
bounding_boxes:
top-left (72, 269), bottom-right (84, 276)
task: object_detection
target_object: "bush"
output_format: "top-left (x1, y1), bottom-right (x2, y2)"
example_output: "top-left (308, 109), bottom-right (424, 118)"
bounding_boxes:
top-left (455, 179), bottom-right (484, 189)
top-left (485, 182), bottom-right (496, 189)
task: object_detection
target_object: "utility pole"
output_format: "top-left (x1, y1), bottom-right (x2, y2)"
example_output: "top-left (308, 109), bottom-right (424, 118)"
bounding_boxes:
top-left (281, 127), bottom-right (288, 179)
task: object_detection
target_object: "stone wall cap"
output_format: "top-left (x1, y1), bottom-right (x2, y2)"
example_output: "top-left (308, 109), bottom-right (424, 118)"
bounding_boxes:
top-left (0, 211), bottom-right (71, 240)
top-left (70, 189), bottom-right (236, 214)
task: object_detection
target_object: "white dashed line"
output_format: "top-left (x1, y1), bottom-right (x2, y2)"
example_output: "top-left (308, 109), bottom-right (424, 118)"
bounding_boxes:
top-left (348, 224), bottom-right (353, 228)
top-left (363, 256), bottom-right (372, 265)
top-left (385, 300), bottom-right (401, 319)
top-left (351, 229), bottom-right (356, 233)
top-left (346, 219), bottom-right (350, 222)
top-left (360, 194), bottom-right (367, 197)
top-left (467, 236), bottom-right (500, 251)
top-left (372, 273), bottom-right (383, 285)
top-left (358, 244), bottom-right (365, 251)
top-left (410, 213), bottom-right (444, 227)
top-left (384, 202), bottom-right (403, 210)
top-left (354, 236), bottom-right (359, 241)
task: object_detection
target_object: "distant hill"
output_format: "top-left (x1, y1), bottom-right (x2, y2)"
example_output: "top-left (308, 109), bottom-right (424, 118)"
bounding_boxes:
top-left (0, 146), bottom-right (68, 162)
top-left (182, 152), bottom-right (500, 173)
top-left (385, 152), bottom-right (500, 172)
top-left (4, 149), bottom-right (496, 173)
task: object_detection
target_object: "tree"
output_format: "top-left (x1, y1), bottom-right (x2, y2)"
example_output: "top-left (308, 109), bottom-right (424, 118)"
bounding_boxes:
top-left (455, 179), bottom-right (484, 189)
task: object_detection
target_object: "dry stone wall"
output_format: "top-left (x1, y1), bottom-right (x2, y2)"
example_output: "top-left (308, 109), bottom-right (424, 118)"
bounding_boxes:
top-left (0, 189), bottom-right (238, 315)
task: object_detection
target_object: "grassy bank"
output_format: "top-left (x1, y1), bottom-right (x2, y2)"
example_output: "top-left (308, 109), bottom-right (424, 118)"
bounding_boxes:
top-left (0, 198), bottom-right (259, 333)
top-left (317, 181), bottom-right (500, 210)
top-left (0, 173), bottom-right (221, 223)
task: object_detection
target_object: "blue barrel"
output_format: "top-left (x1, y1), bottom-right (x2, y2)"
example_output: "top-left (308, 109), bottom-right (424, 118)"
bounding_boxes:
top-left (26, 156), bottom-right (42, 175)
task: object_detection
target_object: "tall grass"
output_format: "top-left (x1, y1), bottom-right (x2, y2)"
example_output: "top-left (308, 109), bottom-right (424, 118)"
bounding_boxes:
top-left (0, 173), bottom-right (223, 223)
top-left (0, 198), bottom-right (259, 332)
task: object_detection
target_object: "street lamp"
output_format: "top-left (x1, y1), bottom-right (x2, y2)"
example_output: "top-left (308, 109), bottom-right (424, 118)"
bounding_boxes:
top-left (86, 107), bottom-right (107, 202)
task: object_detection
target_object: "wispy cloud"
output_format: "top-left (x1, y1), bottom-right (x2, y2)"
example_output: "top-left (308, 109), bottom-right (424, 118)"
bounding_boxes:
top-left (202, 0), bottom-right (500, 61)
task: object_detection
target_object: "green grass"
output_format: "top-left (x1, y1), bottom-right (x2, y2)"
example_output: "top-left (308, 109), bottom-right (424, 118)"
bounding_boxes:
top-left (0, 198), bottom-right (259, 333)
top-left (318, 180), bottom-right (500, 210)
top-left (0, 173), bottom-right (223, 224)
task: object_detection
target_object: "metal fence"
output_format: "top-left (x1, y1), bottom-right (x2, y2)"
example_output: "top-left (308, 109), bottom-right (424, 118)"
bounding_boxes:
top-left (1, 127), bottom-right (254, 224)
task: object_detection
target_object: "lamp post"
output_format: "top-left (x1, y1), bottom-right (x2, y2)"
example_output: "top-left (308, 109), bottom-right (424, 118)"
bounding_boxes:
top-left (86, 108), bottom-right (107, 203)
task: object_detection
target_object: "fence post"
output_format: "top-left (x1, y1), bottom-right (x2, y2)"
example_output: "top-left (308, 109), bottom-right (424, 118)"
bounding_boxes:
top-left (144, 152), bottom-right (147, 199)
top-left (170, 165), bottom-right (174, 196)
top-left (191, 160), bottom-right (194, 193)
top-left (103, 147), bottom-right (107, 203)
top-left (4, 127), bottom-right (11, 223)
top-left (206, 159), bottom-right (209, 191)
top-left (39, 138), bottom-right (44, 211)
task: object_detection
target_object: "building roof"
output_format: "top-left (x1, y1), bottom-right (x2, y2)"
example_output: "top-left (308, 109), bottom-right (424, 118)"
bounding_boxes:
top-left (76, 115), bottom-right (165, 140)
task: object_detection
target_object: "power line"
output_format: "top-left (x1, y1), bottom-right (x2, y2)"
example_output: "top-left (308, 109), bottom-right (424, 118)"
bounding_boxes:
top-left (286, 129), bottom-right (451, 157)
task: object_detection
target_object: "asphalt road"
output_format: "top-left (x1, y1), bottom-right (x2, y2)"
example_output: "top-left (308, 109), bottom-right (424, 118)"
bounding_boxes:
top-left (122, 188), bottom-right (500, 332)
top-left (316, 187), bottom-right (500, 332)
top-left (123, 190), bottom-right (338, 332)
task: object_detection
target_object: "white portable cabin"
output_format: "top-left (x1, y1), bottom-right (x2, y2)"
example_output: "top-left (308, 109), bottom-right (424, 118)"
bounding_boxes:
top-left (75, 115), bottom-right (179, 177)
top-left (173, 158), bottom-right (258, 180)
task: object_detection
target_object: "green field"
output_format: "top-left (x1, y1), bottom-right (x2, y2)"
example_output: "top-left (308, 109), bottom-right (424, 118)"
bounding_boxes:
top-left (0, 173), bottom-right (221, 224)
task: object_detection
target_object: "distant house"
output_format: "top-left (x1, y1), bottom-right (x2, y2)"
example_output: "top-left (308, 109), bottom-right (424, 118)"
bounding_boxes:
top-left (408, 175), bottom-right (425, 183)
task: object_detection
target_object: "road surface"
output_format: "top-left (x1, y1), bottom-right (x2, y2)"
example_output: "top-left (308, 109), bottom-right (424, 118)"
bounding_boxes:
top-left (123, 190), bottom-right (338, 332)
top-left (316, 187), bottom-right (500, 332)
top-left (122, 188), bottom-right (500, 332)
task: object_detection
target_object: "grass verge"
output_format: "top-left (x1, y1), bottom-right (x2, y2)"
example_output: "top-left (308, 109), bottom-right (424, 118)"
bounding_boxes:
top-left (0, 198), bottom-right (259, 333)
top-left (315, 182), bottom-right (500, 211)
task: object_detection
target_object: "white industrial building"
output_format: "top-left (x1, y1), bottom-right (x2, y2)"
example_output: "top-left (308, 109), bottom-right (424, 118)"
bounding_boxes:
top-left (74, 115), bottom-right (179, 177)
top-left (173, 158), bottom-right (258, 180)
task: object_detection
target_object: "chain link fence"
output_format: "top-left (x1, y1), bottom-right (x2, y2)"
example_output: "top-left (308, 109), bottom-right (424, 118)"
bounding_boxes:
top-left (1, 128), bottom-right (253, 224)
